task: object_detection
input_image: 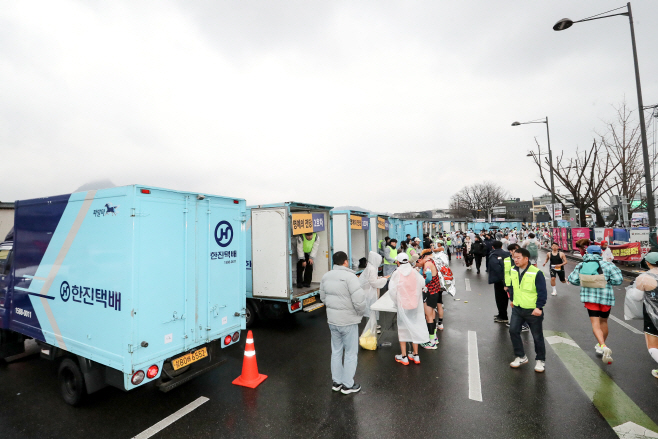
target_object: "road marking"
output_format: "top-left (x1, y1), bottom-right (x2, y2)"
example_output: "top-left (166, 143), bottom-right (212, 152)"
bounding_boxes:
top-left (545, 331), bottom-right (658, 438)
top-left (465, 279), bottom-right (471, 291)
top-left (609, 314), bottom-right (644, 335)
top-left (132, 396), bottom-right (209, 439)
top-left (467, 331), bottom-right (482, 402)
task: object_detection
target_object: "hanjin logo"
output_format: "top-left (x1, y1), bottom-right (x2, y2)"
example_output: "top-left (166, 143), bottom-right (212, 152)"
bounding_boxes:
top-left (60, 281), bottom-right (71, 302)
top-left (214, 221), bottom-right (233, 247)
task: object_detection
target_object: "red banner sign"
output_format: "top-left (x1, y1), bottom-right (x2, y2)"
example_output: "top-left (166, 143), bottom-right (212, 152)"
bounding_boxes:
top-left (609, 242), bottom-right (642, 262)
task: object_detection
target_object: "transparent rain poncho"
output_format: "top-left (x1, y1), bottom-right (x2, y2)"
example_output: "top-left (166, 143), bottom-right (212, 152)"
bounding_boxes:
top-left (359, 252), bottom-right (389, 350)
top-left (626, 271), bottom-right (658, 324)
top-left (387, 262), bottom-right (430, 344)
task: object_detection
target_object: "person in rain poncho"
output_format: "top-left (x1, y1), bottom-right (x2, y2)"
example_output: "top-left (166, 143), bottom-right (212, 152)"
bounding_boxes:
top-left (360, 251), bottom-right (389, 324)
top-left (626, 252), bottom-right (658, 378)
top-left (388, 253), bottom-right (430, 366)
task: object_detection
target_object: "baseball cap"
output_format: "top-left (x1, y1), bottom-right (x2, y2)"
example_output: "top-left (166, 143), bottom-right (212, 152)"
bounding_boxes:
top-left (586, 245), bottom-right (602, 254)
top-left (397, 253), bottom-right (409, 263)
top-left (644, 252), bottom-right (658, 265)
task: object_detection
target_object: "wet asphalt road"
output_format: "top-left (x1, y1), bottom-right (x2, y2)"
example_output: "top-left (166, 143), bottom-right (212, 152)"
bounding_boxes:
top-left (1, 251), bottom-right (657, 438)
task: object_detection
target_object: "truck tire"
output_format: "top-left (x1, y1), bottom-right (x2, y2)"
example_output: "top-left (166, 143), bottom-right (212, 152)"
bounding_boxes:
top-left (58, 358), bottom-right (86, 406)
top-left (245, 302), bottom-right (257, 328)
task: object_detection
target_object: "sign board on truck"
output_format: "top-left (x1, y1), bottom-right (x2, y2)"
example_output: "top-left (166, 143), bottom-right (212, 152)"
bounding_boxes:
top-left (291, 213), bottom-right (326, 235)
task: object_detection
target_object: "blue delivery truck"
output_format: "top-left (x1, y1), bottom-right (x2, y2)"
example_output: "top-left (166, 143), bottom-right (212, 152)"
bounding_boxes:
top-left (245, 202), bottom-right (331, 327)
top-left (0, 185), bottom-right (246, 405)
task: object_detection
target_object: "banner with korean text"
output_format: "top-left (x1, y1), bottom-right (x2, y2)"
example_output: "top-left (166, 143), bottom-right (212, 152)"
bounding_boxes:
top-left (350, 215), bottom-right (369, 230)
top-left (291, 213), bottom-right (326, 235)
top-left (609, 242), bottom-right (642, 262)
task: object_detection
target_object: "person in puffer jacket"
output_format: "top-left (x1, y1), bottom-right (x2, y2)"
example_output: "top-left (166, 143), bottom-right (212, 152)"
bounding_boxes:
top-left (568, 245), bottom-right (623, 366)
top-left (319, 251), bottom-right (366, 395)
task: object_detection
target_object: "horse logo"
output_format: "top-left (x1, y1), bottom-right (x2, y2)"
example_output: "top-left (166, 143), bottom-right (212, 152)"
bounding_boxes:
top-left (214, 221), bottom-right (233, 247)
top-left (104, 204), bottom-right (119, 216)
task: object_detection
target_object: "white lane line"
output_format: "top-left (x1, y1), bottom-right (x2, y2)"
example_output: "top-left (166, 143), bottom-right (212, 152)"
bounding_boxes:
top-left (468, 331), bottom-right (482, 402)
top-left (465, 279), bottom-right (471, 291)
top-left (609, 315), bottom-right (644, 335)
top-left (133, 396), bottom-right (209, 439)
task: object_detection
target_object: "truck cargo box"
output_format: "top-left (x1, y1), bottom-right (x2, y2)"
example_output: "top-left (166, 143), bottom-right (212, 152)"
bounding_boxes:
top-left (1, 185), bottom-right (246, 395)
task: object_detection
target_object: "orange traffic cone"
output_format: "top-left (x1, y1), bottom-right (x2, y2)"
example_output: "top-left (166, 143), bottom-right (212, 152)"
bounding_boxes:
top-left (232, 330), bottom-right (267, 388)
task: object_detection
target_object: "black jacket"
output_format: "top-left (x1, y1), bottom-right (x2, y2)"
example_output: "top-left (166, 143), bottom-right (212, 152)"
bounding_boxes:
top-left (484, 239), bottom-right (494, 253)
top-left (488, 249), bottom-right (511, 284)
top-left (471, 241), bottom-right (486, 256)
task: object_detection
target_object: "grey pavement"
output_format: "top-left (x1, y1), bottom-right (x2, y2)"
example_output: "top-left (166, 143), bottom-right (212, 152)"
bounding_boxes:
top-left (0, 251), bottom-right (656, 438)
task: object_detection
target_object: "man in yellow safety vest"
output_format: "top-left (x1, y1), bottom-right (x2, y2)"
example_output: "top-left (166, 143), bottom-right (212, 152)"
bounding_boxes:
top-left (383, 239), bottom-right (398, 277)
top-left (297, 232), bottom-right (320, 288)
top-left (508, 247), bottom-right (548, 373)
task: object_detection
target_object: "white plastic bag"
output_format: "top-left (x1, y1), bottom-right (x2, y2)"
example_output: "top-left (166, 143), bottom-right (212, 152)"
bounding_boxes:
top-left (359, 313), bottom-right (378, 350)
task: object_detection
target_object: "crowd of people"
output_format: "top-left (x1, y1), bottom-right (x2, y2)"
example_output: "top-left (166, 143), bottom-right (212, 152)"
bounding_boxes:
top-left (317, 224), bottom-right (658, 395)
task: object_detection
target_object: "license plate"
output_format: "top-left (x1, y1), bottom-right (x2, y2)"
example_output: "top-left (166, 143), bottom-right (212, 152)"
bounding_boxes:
top-left (303, 296), bottom-right (316, 306)
top-left (172, 347), bottom-right (208, 370)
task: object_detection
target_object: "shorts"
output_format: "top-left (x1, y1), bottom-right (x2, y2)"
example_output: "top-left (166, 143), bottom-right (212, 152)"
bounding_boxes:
top-left (424, 292), bottom-right (439, 308)
top-left (584, 302), bottom-right (611, 318)
top-left (550, 268), bottom-right (566, 282)
top-left (643, 305), bottom-right (658, 337)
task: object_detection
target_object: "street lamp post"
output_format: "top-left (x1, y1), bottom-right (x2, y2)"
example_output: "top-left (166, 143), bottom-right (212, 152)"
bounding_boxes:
top-left (512, 118), bottom-right (557, 228)
top-left (553, 2), bottom-right (655, 228)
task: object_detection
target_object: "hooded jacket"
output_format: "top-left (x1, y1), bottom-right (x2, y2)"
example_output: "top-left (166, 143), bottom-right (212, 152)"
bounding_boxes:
top-left (360, 252), bottom-right (388, 315)
top-left (319, 265), bottom-right (366, 326)
top-left (567, 253), bottom-right (623, 306)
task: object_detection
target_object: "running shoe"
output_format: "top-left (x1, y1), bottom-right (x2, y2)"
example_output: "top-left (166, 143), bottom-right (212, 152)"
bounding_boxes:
top-left (510, 356), bottom-right (528, 368)
top-left (595, 344), bottom-right (603, 355)
top-left (494, 317), bottom-right (509, 323)
top-left (652, 370), bottom-right (658, 379)
top-left (601, 346), bottom-right (613, 365)
top-left (409, 353), bottom-right (420, 364)
top-left (395, 355), bottom-right (409, 365)
top-left (551, 290), bottom-right (557, 296)
top-left (534, 360), bottom-right (545, 373)
top-left (421, 341), bottom-right (438, 350)
top-left (332, 382), bottom-right (343, 392)
top-left (521, 324), bottom-right (530, 332)
top-left (437, 322), bottom-right (444, 330)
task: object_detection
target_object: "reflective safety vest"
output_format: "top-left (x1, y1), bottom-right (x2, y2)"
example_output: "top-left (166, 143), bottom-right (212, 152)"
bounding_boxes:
top-left (303, 233), bottom-right (317, 253)
top-left (378, 240), bottom-right (384, 251)
top-left (510, 265), bottom-right (540, 309)
top-left (406, 247), bottom-right (413, 259)
top-left (384, 246), bottom-right (397, 265)
top-left (446, 239), bottom-right (452, 246)
top-left (504, 257), bottom-right (512, 287)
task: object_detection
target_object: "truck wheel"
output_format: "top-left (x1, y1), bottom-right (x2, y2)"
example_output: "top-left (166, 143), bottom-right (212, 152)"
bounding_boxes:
top-left (58, 358), bottom-right (86, 406)
top-left (245, 302), bottom-right (257, 328)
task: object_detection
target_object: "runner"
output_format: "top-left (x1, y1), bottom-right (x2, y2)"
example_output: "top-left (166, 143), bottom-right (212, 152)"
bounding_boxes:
top-left (508, 248), bottom-right (548, 373)
top-left (417, 249), bottom-right (441, 349)
top-left (567, 245), bottom-right (623, 365)
top-left (454, 234), bottom-right (463, 260)
top-left (542, 242), bottom-right (567, 296)
top-left (521, 232), bottom-right (540, 267)
top-left (627, 252), bottom-right (658, 378)
top-left (388, 253), bottom-right (429, 365)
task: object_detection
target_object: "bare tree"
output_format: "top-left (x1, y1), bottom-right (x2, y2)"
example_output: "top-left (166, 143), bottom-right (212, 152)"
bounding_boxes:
top-left (449, 182), bottom-right (509, 220)
top-left (597, 101), bottom-right (657, 224)
top-left (531, 139), bottom-right (617, 226)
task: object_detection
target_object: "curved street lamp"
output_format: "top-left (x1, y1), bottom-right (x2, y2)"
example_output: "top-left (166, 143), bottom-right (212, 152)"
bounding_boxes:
top-left (553, 2), bottom-right (654, 228)
top-left (512, 118), bottom-right (557, 227)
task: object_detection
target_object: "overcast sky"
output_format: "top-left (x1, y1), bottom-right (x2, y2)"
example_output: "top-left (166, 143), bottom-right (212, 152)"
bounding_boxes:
top-left (1, 1), bottom-right (657, 212)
